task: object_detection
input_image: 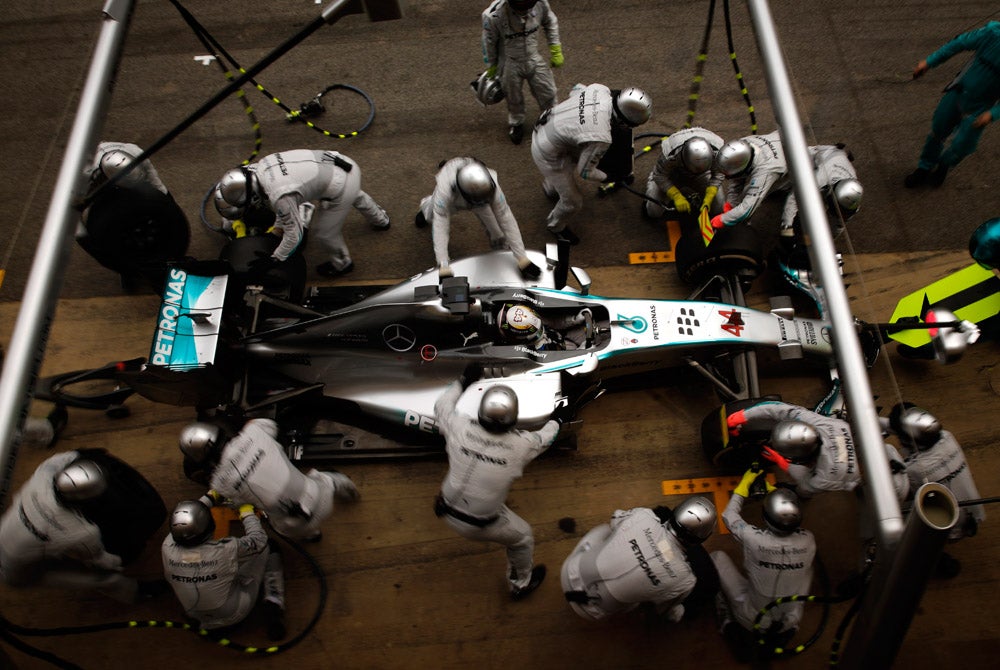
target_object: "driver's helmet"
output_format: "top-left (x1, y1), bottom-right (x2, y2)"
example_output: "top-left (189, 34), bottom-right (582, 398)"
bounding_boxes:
top-left (498, 302), bottom-right (544, 344)
top-left (169, 499), bottom-right (215, 547)
top-left (770, 420), bottom-right (820, 463)
top-left (478, 385), bottom-right (519, 432)
top-left (762, 488), bottom-right (803, 534)
top-left (667, 495), bottom-right (717, 546)
top-left (179, 422), bottom-right (222, 463)
top-left (679, 137), bottom-right (715, 174)
top-left (612, 87), bottom-right (653, 128)
top-left (889, 402), bottom-right (942, 450)
top-left (214, 166), bottom-right (259, 219)
top-left (54, 460), bottom-right (108, 502)
top-left (717, 139), bottom-right (753, 177)
top-left (830, 178), bottom-right (864, 216)
top-left (456, 161), bottom-right (496, 206)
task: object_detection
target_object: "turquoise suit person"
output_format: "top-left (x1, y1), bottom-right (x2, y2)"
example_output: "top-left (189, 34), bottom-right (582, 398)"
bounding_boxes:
top-left (905, 21), bottom-right (1000, 187)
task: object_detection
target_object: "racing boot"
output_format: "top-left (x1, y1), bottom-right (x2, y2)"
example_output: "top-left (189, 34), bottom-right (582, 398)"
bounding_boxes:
top-left (510, 564), bottom-right (546, 601)
top-left (508, 124), bottom-right (524, 145)
top-left (903, 167), bottom-right (930, 188)
top-left (928, 164), bottom-right (948, 187)
top-left (553, 226), bottom-right (580, 246)
top-left (263, 600), bottom-right (287, 640)
top-left (317, 261), bottom-right (354, 278)
top-left (327, 471), bottom-right (360, 503)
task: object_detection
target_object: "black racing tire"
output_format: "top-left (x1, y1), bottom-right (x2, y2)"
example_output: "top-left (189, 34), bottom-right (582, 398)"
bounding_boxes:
top-left (675, 224), bottom-right (765, 286)
top-left (700, 397), bottom-right (781, 474)
top-left (72, 448), bottom-right (167, 565)
top-left (81, 186), bottom-right (191, 292)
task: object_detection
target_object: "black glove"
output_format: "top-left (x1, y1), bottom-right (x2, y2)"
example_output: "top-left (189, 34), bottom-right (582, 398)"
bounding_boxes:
top-left (248, 251), bottom-right (279, 274)
top-left (520, 261), bottom-right (542, 280)
top-left (459, 362), bottom-right (484, 390)
top-left (551, 404), bottom-right (574, 424)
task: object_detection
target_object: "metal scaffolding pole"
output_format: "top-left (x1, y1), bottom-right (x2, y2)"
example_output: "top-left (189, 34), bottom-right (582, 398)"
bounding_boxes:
top-left (0, 0), bottom-right (136, 513)
top-left (741, 0), bottom-right (937, 665)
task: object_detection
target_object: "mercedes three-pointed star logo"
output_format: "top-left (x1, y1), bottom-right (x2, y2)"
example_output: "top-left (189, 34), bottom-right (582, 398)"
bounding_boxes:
top-left (383, 323), bottom-right (416, 352)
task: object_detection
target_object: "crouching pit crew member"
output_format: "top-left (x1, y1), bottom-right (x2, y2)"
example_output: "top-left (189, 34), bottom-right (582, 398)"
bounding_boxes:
top-left (161, 496), bottom-right (287, 640)
top-left (560, 496), bottom-right (718, 622)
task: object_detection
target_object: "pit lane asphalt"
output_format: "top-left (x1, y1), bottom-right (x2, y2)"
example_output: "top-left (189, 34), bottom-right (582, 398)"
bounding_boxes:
top-left (2, 0), bottom-right (998, 303)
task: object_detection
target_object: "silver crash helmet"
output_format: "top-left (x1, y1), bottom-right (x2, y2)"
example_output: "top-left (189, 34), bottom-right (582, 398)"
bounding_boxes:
top-left (179, 422), bottom-right (222, 463)
top-left (456, 161), bottom-right (496, 206)
top-left (471, 71), bottom-right (505, 106)
top-left (679, 137), bottom-right (715, 174)
top-left (769, 420), bottom-right (820, 463)
top-left (214, 183), bottom-right (243, 220)
top-left (498, 302), bottom-right (543, 344)
top-left (613, 87), bottom-right (652, 127)
top-left (214, 166), bottom-right (258, 218)
top-left (717, 139), bottom-right (753, 177)
top-left (762, 488), bottom-right (803, 534)
top-left (54, 460), bottom-right (108, 502)
top-left (478, 385), bottom-right (519, 433)
top-left (831, 178), bottom-right (864, 215)
top-left (170, 499), bottom-right (215, 546)
top-left (98, 149), bottom-right (140, 188)
top-left (890, 403), bottom-right (942, 450)
top-left (668, 495), bottom-right (717, 545)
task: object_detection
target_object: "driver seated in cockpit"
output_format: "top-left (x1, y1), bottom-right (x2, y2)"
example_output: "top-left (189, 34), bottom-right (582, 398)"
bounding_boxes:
top-left (497, 302), bottom-right (590, 351)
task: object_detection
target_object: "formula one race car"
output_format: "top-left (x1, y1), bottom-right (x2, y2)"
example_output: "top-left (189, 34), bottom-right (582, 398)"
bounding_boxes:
top-left (44, 228), bottom-right (846, 458)
top-left (39, 230), bottom-right (972, 462)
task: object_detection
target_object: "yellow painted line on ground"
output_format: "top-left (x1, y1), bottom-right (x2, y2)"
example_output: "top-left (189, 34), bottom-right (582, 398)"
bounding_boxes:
top-left (662, 473), bottom-right (776, 535)
top-left (628, 219), bottom-right (682, 264)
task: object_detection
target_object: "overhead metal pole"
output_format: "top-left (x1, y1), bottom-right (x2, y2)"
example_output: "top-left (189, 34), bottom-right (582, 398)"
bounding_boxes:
top-left (0, 0), bottom-right (136, 513)
top-left (747, 0), bottom-right (932, 668)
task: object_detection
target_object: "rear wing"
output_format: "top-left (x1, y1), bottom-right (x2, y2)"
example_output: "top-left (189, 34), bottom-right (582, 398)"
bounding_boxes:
top-left (149, 267), bottom-right (228, 370)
